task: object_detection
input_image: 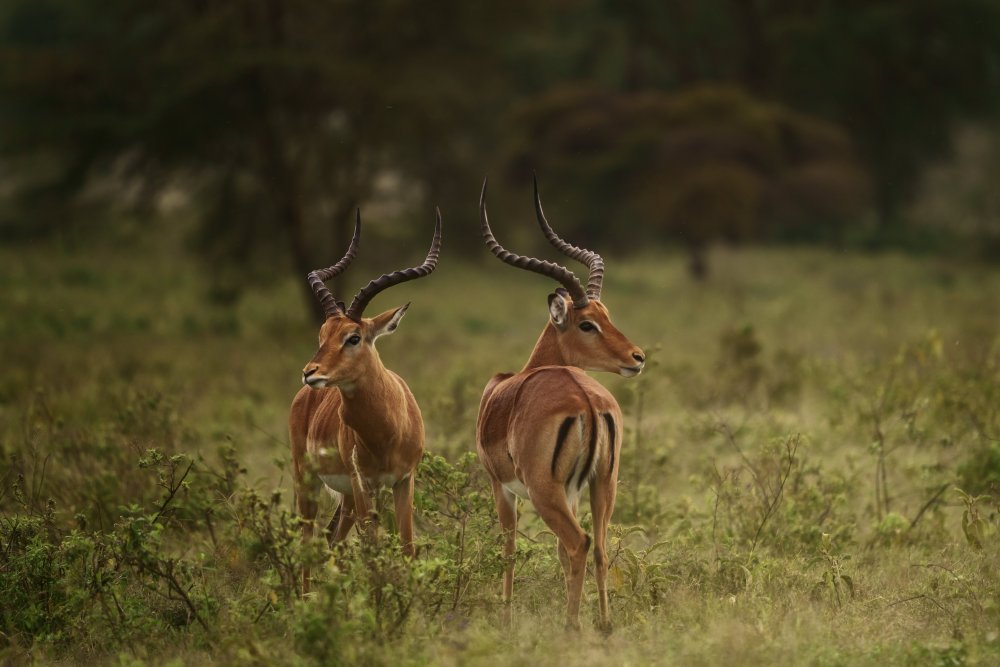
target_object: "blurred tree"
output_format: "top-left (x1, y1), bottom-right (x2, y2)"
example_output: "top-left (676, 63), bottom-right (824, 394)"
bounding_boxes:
top-left (767, 0), bottom-right (1000, 232)
top-left (0, 0), bottom-right (531, 318)
top-left (508, 85), bottom-right (869, 277)
top-left (907, 124), bottom-right (1000, 258)
top-left (2, 0), bottom-right (999, 299)
top-left (510, 0), bottom-right (1000, 236)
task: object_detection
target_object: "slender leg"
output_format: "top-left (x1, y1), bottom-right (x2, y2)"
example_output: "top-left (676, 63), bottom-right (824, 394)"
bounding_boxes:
top-left (393, 475), bottom-right (416, 556)
top-left (531, 487), bottom-right (590, 630)
top-left (325, 495), bottom-right (343, 548)
top-left (290, 416), bottom-right (317, 595)
top-left (557, 540), bottom-right (570, 573)
top-left (329, 494), bottom-right (357, 545)
top-left (348, 448), bottom-right (375, 543)
top-left (295, 477), bottom-right (320, 595)
top-left (556, 500), bottom-right (579, 596)
top-left (590, 474), bottom-right (617, 634)
top-left (491, 479), bottom-right (518, 627)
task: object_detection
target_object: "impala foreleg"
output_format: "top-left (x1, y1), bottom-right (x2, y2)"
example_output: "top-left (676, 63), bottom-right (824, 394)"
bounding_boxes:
top-left (295, 473), bottom-right (321, 595)
top-left (393, 475), bottom-right (416, 557)
top-left (347, 447), bottom-right (377, 544)
top-left (532, 488), bottom-right (590, 630)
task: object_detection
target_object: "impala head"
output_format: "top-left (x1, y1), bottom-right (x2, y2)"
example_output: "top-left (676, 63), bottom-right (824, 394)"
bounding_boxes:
top-left (480, 175), bottom-right (645, 377)
top-left (545, 289), bottom-right (646, 376)
top-left (301, 209), bottom-right (442, 390)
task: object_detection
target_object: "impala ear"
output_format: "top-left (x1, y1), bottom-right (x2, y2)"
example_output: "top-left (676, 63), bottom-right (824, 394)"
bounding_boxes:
top-left (369, 303), bottom-right (409, 340)
top-left (547, 292), bottom-right (569, 330)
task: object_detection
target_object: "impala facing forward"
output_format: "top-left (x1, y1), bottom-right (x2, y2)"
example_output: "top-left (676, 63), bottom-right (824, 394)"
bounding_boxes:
top-left (477, 177), bottom-right (645, 632)
top-left (290, 210), bottom-right (441, 593)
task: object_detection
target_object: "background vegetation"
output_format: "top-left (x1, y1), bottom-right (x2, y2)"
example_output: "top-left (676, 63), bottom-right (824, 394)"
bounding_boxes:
top-left (2, 0), bottom-right (1000, 303)
top-left (1, 1), bottom-right (999, 665)
top-left (1, 227), bottom-right (998, 665)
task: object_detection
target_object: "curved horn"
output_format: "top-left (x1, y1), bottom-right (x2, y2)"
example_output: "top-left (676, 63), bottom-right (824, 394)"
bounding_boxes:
top-left (480, 177), bottom-right (589, 308)
top-left (307, 209), bottom-right (362, 319)
top-left (533, 173), bottom-right (605, 300)
top-left (345, 208), bottom-right (442, 321)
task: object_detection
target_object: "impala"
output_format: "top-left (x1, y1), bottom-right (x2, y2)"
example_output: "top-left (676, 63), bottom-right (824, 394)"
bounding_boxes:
top-left (289, 209), bottom-right (441, 593)
top-left (477, 177), bottom-right (645, 632)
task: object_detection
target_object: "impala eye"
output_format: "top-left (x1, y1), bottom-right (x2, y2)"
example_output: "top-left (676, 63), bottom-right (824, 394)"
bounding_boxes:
top-left (578, 321), bottom-right (597, 333)
top-left (346, 334), bottom-right (362, 346)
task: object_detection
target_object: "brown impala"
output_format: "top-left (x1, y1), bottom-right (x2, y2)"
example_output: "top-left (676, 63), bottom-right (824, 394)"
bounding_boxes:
top-left (477, 177), bottom-right (645, 632)
top-left (289, 209), bottom-right (441, 593)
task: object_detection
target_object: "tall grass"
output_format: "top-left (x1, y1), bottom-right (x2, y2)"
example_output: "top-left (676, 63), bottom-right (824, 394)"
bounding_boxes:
top-left (1, 228), bottom-right (998, 665)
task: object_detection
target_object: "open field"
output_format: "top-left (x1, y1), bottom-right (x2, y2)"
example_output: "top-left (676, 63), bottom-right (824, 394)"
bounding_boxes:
top-left (1, 229), bottom-right (999, 665)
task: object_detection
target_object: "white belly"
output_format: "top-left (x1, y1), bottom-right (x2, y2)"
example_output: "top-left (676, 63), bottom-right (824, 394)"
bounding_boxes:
top-left (502, 476), bottom-right (588, 505)
top-left (319, 473), bottom-right (403, 494)
top-left (502, 479), bottom-right (530, 499)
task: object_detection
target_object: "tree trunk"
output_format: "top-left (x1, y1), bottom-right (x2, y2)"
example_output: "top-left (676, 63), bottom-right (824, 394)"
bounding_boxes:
top-left (729, 0), bottom-right (771, 92)
top-left (253, 0), bottom-right (326, 324)
top-left (687, 243), bottom-right (709, 281)
top-left (253, 103), bottom-right (322, 323)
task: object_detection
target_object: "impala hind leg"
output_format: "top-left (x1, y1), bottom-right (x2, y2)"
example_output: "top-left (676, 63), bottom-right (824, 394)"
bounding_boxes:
top-left (590, 475), bottom-right (617, 634)
top-left (556, 500), bottom-right (580, 596)
top-left (393, 475), bottom-right (416, 557)
top-left (532, 489), bottom-right (590, 630)
top-left (491, 480), bottom-right (518, 626)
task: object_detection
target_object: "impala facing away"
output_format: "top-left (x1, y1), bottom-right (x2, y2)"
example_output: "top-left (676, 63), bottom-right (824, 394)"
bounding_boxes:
top-left (289, 209), bottom-right (441, 593)
top-left (477, 177), bottom-right (645, 632)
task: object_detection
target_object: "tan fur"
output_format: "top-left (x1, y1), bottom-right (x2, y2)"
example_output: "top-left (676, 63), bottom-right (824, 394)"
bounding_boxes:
top-left (289, 307), bottom-right (424, 594)
top-left (477, 293), bottom-right (643, 631)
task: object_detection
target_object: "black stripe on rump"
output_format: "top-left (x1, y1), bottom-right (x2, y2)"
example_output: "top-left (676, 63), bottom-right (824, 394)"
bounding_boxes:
top-left (552, 416), bottom-right (577, 478)
top-left (577, 410), bottom-right (598, 489)
top-left (604, 413), bottom-right (616, 473)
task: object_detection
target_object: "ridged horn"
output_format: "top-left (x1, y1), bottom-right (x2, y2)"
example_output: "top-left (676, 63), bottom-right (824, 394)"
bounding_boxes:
top-left (344, 209), bottom-right (442, 321)
top-left (533, 173), bottom-right (604, 300)
top-left (307, 210), bottom-right (361, 319)
top-left (480, 177), bottom-right (589, 308)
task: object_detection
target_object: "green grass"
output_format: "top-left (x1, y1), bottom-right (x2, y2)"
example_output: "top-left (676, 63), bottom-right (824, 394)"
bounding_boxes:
top-left (1, 229), bottom-right (998, 665)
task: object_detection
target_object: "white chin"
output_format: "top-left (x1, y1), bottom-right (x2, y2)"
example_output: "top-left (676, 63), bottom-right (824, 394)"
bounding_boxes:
top-left (619, 368), bottom-right (639, 378)
top-left (305, 379), bottom-right (329, 389)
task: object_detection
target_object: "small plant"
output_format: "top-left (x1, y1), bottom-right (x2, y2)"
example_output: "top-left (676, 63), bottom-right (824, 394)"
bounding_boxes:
top-left (606, 525), bottom-right (679, 623)
top-left (718, 325), bottom-right (764, 404)
top-left (414, 452), bottom-right (505, 613)
top-left (955, 489), bottom-right (997, 550)
top-left (873, 511), bottom-right (910, 546)
top-left (810, 533), bottom-right (855, 608)
top-left (233, 487), bottom-right (326, 604)
top-left (712, 425), bottom-right (800, 558)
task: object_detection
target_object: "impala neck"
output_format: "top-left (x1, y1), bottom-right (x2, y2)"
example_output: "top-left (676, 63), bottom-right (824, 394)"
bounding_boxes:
top-left (337, 355), bottom-right (405, 443)
top-left (522, 323), bottom-right (566, 371)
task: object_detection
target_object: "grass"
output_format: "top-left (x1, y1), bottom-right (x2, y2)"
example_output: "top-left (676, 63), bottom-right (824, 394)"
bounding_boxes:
top-left (1, 225), bottom-right (998, 665)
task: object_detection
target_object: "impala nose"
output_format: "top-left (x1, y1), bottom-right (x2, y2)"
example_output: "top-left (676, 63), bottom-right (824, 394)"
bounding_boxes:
top-left (632, 352), bottom-right (645, 365)
top-left (302, 366), bottom-right (319, 382)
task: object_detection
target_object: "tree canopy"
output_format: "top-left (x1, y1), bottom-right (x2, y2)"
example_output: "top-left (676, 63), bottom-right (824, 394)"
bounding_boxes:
top-left (1, 0), bottom-right (998, 307)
